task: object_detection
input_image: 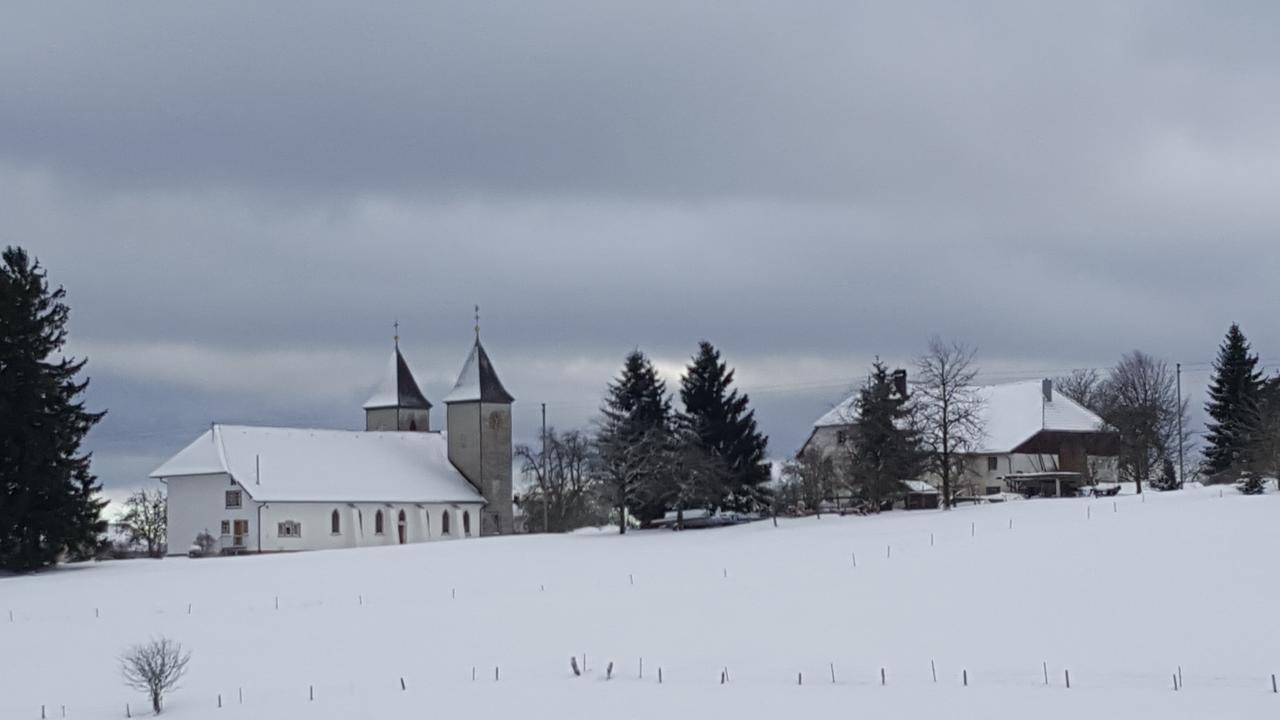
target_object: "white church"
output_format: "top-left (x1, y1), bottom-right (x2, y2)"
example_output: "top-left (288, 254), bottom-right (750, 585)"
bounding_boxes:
top-left (151, 332), bottom-right (516, 556)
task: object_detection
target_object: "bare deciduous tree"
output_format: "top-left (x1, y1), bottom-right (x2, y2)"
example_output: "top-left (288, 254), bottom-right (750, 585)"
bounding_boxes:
top-left (915, 337), bottom-right (985, 508)
top-left (120, 488), bottom-right (167, 558)
top-left (595, 425), bottom-right (668, 534)
top-left (120, 637), bottom-right (191, 714)
top-left (781, 447), bottom-right (835, 517)
top-left (658, 427), bottom-right (729, 528)
top-left (1055, 368), bottom-right (1106, 412)
top-left (1096, 350), bottom-right (1190, 493)
top-left (516, 428), bottom-right (605, 532)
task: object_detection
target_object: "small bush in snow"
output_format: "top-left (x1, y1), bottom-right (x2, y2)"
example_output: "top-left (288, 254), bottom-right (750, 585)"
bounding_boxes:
top-left (120, 637), bottom-right (191, 714)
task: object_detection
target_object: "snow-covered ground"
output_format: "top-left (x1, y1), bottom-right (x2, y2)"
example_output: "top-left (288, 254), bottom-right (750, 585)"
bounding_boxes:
top-left (2, 485), bottom-right (1278, 719)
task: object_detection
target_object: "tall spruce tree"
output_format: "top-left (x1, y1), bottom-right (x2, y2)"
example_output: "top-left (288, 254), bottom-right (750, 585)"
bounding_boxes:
top-left (678, 341), bottom-right (771, 513)
top-left (1201, 324), bottom-right (1263, 479)
top-left (0, 247), bottom-right (106, 571)
top-left (596, 350), bottom-right (672, 529)
top-left (1251, 375), bottom-right (1280, 480)
top-left (839, 360), bottom-right (924, 511)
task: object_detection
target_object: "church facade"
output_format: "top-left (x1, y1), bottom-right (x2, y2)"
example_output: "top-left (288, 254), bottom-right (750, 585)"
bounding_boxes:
top-left (151, 335), bottom-right (515, 556)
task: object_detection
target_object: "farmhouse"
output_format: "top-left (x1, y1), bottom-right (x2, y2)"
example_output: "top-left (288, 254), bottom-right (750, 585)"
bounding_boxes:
top-left (151, 334), bottom-right (515, 555)
top-left (801, 378), bottom-right (1119, 498)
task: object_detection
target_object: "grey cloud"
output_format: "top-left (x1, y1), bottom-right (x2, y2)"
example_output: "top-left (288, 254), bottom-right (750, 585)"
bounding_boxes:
top-left (2, 1), bottom-right (1278, 494)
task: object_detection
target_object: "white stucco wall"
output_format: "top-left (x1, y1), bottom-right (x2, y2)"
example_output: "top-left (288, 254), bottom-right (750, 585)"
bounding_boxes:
top-left (163, 476), bottom-right (487, 555)
top-left (163, 473), bottom-right (257, 555)
top-left (255, 502), bottom-right (483, 552)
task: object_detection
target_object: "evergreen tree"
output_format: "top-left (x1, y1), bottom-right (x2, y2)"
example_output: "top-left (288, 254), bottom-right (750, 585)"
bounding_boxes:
top-left (838, 360), bottom-right (924, 511)
top-left (1251, 375), bottom-right (1280, 480)
top-left (678, 341), bottom-right (771, 513)
top-left (1201, 324), bottom-right (1263, 479)
top-left (596, 350), bottom-right (672, 530)
top-left (0, 246), bottom-right (106, 571)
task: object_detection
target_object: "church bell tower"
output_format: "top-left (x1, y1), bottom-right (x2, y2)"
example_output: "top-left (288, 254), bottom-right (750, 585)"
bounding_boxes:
top-left (363, 336), bottom-right (432, 432)
top-left (444, 316), bottom-right (514, 535)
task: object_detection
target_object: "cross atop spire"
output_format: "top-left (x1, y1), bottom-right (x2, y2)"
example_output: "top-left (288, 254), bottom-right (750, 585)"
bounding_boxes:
top-left (474, 304), bottom-right (480, 341)
top-left (393, 320), bottom-right (400, 349)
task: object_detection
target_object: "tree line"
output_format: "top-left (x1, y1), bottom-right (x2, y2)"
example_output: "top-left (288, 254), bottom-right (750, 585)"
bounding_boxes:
top-left (517, 342), bottom-right (771, 533)
top-left (1057, 323), bottom-right (1279, 492)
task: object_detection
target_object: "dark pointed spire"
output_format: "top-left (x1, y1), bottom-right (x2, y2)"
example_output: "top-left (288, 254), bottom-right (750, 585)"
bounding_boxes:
top-left (363, 346), bottom-right (432, 410)
top-left (444, 338), bottom-right (514, 404)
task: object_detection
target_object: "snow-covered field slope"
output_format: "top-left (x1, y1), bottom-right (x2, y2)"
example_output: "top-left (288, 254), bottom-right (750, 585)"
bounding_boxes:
top-left (3, 486), bottom-right (1278, 719)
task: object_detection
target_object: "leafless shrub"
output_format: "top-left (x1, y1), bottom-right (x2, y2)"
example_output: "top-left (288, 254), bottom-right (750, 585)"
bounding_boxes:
top-left (120, 637), bottom-right (191, 714)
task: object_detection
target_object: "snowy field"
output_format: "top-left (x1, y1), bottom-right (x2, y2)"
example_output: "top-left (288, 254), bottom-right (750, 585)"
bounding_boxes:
top-left (2, 485), bottom-right (1278, 719)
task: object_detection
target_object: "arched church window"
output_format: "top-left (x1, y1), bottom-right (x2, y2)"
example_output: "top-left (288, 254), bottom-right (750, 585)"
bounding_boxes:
top-left (463, 511), bottom-right (471, 537)
top-left (331, 510), bottom-right (341, 534)
top-left (375, 510), bottom-right (384, 535)
top-left (397, 510), bottom-right (407, 544)
top-left (442, 510), bottom-right (451, 536)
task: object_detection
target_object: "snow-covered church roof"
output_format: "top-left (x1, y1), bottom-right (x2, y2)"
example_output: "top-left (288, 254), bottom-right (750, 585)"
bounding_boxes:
top-left (363, 347), bottom-right (432, 410)
top-left (149, 425), bottom-right (484, 504)
top-left (444, 339), bottom-right (514, 404)
top-left (813, 379), bottom-right (1106, 454)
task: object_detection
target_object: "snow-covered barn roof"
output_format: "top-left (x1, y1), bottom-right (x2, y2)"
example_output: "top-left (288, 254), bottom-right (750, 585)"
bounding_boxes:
top-left (903, 480), bottom-right (939, 494)
top-left (362, 348), bottom-right (432, 410)
top-left (812, 379), bottom-right (1107, 454)
top-left (149, 425), bottom-right (484, 505)
top-left (444, 339), bottom-right (514, 404)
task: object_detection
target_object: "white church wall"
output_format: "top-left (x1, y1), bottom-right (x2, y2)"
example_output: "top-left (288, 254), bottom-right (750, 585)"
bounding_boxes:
top-left (254, 502), bottom-right (484, 552)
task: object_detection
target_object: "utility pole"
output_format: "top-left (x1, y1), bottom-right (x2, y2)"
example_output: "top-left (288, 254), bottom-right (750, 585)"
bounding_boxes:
top-left (1176, 362), bottom-right (1185, 485)
top-left (541, 402), bottom-right (549, 533)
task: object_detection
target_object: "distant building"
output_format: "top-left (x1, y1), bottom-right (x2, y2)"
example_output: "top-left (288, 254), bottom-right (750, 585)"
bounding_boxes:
top-left (151, 333), bottom-right (515, 555)
top-left (801, 378), bottom-right (1119, 499)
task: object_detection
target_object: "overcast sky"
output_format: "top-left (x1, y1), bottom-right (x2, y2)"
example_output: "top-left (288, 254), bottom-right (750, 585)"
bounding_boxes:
top-left (4, 1), bottom-right (1278, 503)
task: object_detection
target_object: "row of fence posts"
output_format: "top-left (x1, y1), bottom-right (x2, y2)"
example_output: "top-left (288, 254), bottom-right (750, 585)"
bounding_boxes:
top-left (26, 662), bottom-right (1280, 718)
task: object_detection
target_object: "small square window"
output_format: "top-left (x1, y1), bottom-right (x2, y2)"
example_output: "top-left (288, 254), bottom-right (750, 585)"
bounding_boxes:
top-left (836, 430), bottom-right (848, 445)
top-left (225, 490), bottom-right (242, 509)
top-left (987, 457), bottom-right (999, 472)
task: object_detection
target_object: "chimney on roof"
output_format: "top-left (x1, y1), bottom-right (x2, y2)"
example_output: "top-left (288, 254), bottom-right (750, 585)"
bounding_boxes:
top-left (1042, 378), bottom-right (1053, 402)
top-left (892, 369), bottom-right (908, 398)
